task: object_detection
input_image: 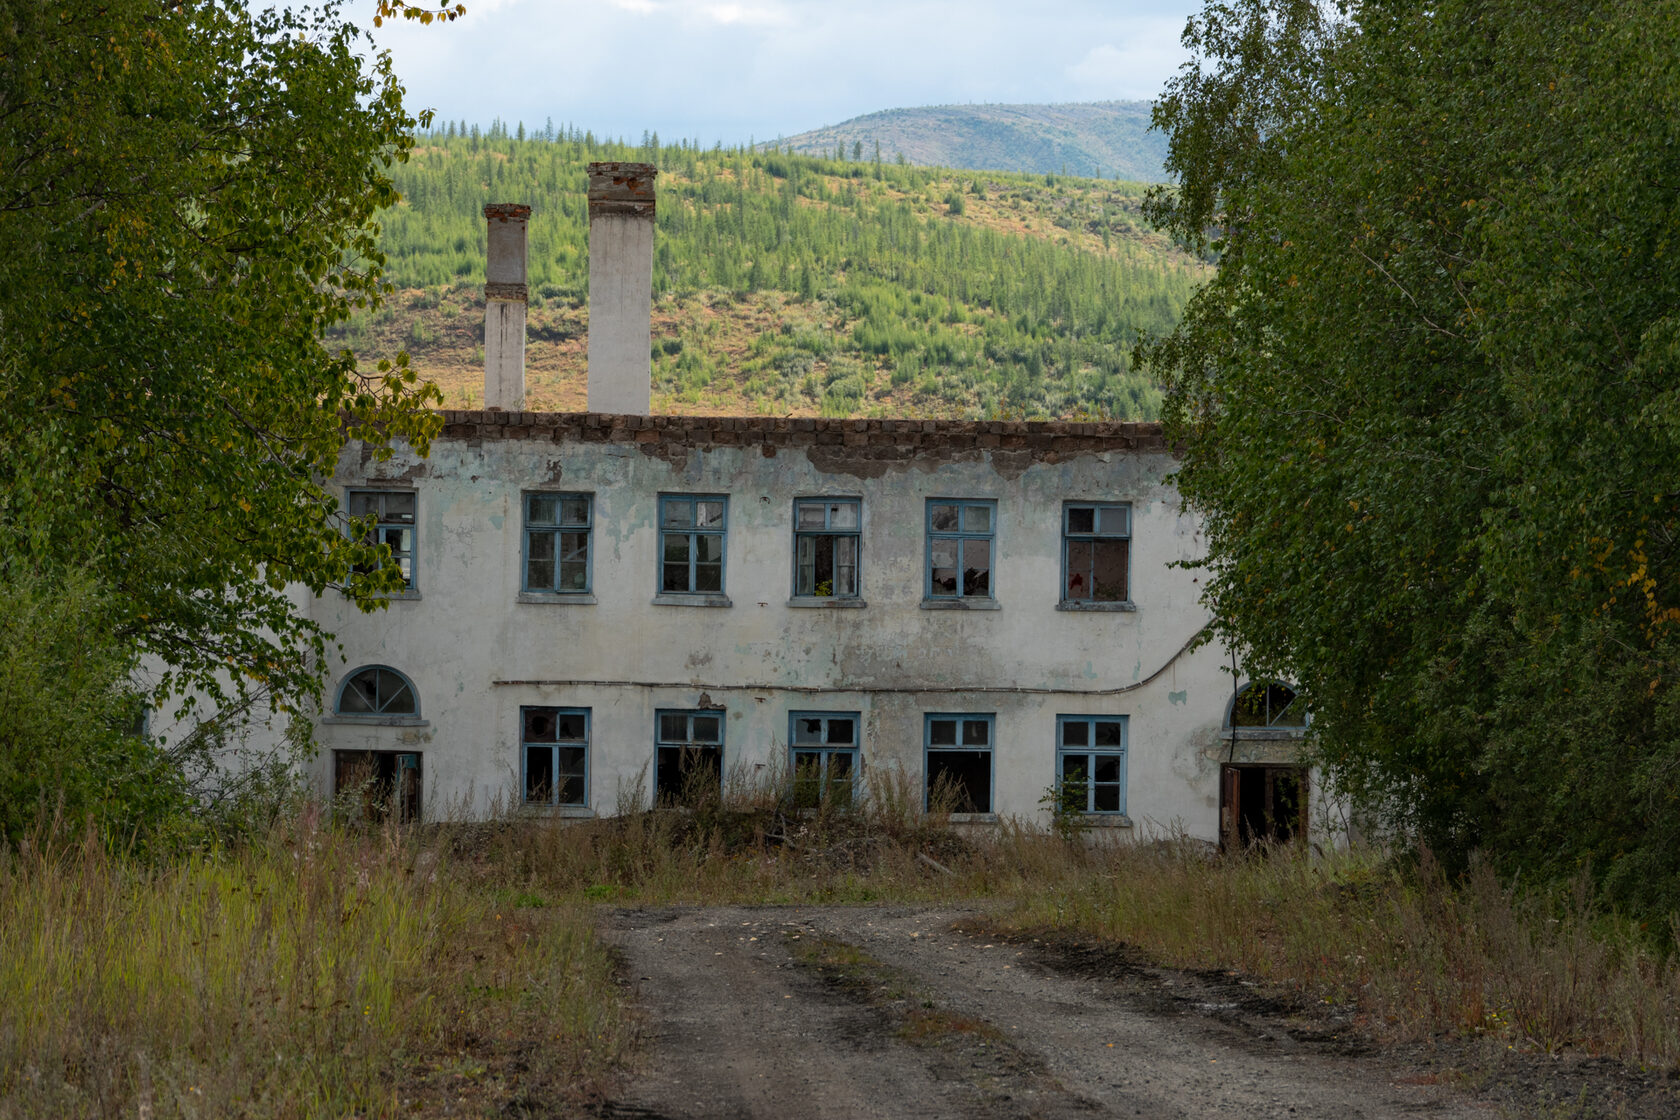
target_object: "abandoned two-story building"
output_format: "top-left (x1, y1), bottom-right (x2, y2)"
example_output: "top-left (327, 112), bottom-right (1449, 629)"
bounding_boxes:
top-left (311, 164), bottom-right (1316, 846)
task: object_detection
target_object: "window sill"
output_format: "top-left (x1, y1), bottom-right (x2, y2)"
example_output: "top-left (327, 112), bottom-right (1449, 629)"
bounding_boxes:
top-left (946, 812), bottom-right (999, 823)
top-left (320, 716), bottom-right (429, 728)
top-left (1056, 600), bottom-right (1137, 612)
top-left (518, 804), bottom-right (596, 818)
top-left (652, 594), bottom-right (734, 608)
top-left (787, 596), bottom-right (868, 609)
top-left (379, 589), bottom-right (422, 601)
top-left (517, 592), bottom-right (598, 606)
top-left (1082, 814), bottom-right (1134, 828)
top-left (920, 598), bottom-right (1001, 611)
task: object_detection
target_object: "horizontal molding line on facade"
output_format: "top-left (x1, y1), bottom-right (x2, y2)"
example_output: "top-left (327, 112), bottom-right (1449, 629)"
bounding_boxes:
top-left (492, 627), bottom-right (1212, 697)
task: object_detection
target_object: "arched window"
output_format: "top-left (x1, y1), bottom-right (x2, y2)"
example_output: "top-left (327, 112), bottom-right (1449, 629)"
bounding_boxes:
top-left (1227, 681), bottom-right (1307, 732)
top-left (335, 666), bottom-right (419, 718)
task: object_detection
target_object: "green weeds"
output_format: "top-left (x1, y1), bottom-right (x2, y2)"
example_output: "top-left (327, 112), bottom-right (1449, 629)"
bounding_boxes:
top-left (0, 820), bottom-right (631, 1119)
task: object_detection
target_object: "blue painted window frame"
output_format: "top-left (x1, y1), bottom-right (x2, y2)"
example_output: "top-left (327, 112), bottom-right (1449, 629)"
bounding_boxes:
top-left (658, 494), bottom-right (729, 595)
top-left (1061, 502), bottom-right (1132, 604)
top-left (655, 708), bottom-right (726, 803)
top-left (788, 710), bottom-right (861, 807)
top-left (925, 499), bottom-right (998, 599)
top-left (923, 712), bottom-right (995, 813)
top-left (334, 665), bottom-right (420, 717)
top-left (792, 497), bottom-right (862, 598)
top-left (1055, 714), bottom-right (1129, 815)
top-left (520, 706), bottom-right (590, 807)
top-left (347, 489), bottom-right (417, 588)
top-left (522, 492), bottom-right (593, 594)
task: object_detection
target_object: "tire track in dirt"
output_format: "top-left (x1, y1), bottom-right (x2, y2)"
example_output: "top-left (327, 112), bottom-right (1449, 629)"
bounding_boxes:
top-left (600, 905), bottom-right (1485, 1120)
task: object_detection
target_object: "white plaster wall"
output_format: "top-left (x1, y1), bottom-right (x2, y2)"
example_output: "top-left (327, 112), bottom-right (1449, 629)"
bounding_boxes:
top-left (483, 300), bottom-right (526, 410)
top-left (306, 433), bottom-right (1252, 840)
top-left (586, 215), bottom-right (654, 414)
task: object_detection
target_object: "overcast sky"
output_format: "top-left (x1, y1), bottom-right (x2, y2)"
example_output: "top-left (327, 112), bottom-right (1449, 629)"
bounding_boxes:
top-left (360, 0), bottom-right (1202, 145)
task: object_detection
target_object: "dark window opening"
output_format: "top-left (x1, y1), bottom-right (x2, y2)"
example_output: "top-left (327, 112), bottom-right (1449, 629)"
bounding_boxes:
top-left (926, 714), bottom-right (991, 812)
top-left (1220, 764), bottom-right (1307, 850)
top-left (335, 666), bottom-right (418, 717)
top-left (522, 706), bottom-right (588, 807)
top-left (349, 490), bottom-right (416, 587)
top-left (927, 751), bottom-right (990, 813)
top-left (789, 710), bottom-right (860, 808)
top-left (656, 709), bottom-right (724, 806)
top-left (1057, 715), bottom-right (1127, 814)
top-left (659, 496), bottom-right (727, 595)
top-left (927, 500), bottom-right (995, 600)
top-left (1063, 503), bottom-right (1131, 603)
top-left (795, 499), bottom-right (861, 598)
top-left (334, 750), bottom-right (422, 823)
top-left (524, 492), bottom-right (592, 593)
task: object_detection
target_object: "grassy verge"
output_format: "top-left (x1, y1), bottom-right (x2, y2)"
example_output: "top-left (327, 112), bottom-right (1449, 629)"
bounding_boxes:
top-left (455, 780), bottom-right (1680, 1070)
top-left (991, 842), bottom-right (1680, 1067)
top-left (0, 820), bottom-right (631, 1119)
top-left (8, 787), bottom-right (1676, 1117)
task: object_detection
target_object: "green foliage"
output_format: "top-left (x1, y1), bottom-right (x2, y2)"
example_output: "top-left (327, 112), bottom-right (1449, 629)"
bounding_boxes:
top-left (0, 570), bottom-right (194, 851)
top-left (0, 0), bottom-right (442, 717)
top-left (1038, 777), bottom-right (1090, 843)
top-left (1144, 0), bottom-right (1680, 912)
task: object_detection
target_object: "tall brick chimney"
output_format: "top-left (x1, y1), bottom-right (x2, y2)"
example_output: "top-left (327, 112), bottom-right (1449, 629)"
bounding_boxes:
top-left (482, 202), bottom-right (530, 411)
top-left (586, 162), bottom-right (656, 415)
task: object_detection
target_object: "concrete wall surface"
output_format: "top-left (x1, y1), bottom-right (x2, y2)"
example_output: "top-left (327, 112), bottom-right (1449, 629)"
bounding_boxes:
top-left (292, 412), bottom-right (1314, 843)
top-left (585, 214), bottom-right (654, 415)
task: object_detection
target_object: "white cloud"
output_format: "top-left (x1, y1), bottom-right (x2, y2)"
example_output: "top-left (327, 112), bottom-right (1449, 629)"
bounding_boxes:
top-left (362, 0), bottom-right (1201, 143)
top-left (698, 2), bottom-right (793, 27)
top-left (1065, 21), bottom-right (1187, 99)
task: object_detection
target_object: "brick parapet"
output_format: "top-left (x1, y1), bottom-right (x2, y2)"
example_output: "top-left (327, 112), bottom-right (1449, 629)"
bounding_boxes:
top-left (435, 410), bottom-right (1170, 455)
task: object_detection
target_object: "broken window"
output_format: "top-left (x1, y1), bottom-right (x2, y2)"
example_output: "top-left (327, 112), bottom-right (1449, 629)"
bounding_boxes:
top-left (659, 495), bottom-right (728, 595)
top-left (522, 706), bottom-right (588, 807)
top-left (348, 489), bottom-right (416, 587)
top-left (655, 709), bottom-right (724, 806)
top-left (334, 665), bottom-right (419, 718)
top-left (793, 498), bottom-right (861, 598)
top-left (1056, 715), bottom-right (1128, 814)
top-left (1221, 764), bottom-right (1307, 849)
top-left (924, 713), bottom-right (993, 813)
top-left (524, 492), bottom-right (592, 594)
top-left (1062, 502), bottom-right (1131, 604)
top-left (926, 500), bottom-right (996, 599)
top-left (1228, 682), bottom-right (1309, 730)
top-left (789, 710), bottom-right (860, 808)
top-left (334, 750), bottom-right (422, 823)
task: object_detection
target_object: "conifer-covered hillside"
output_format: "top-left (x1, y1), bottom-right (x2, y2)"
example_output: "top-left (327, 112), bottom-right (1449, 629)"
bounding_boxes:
top-left (339, 126), bottom-right (1206, 418)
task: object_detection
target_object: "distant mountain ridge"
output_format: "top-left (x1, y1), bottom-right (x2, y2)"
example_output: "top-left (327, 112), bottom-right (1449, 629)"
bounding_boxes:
top-left (768, 101), bottom-right (1169, 182)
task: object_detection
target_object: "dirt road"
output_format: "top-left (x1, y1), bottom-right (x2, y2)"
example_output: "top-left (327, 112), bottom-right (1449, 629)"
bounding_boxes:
top-left (598, 905), bottom-right (1487, 1120)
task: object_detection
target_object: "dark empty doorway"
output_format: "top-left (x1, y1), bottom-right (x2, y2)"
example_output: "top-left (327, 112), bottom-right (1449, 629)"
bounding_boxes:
top-left (334, 750), bottom-right (423, 823)
top-left (1220, 764), bottom-right (1306, 850)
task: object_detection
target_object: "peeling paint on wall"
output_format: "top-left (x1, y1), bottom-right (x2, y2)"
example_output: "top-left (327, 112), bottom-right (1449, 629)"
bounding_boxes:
top-left (277, 411), bottom-right (1322, 843)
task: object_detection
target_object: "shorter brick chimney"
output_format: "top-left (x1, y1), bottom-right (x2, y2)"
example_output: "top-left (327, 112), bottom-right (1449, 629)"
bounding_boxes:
top-left (482, 203), bottom-right (530, 410)
top-left (586, 163), bottom-right (656, 415)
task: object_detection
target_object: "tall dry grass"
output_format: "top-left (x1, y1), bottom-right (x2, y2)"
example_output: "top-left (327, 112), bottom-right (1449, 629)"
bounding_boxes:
top-left (0, 815), bottom-right (630, 1119)
top-left (993, 841), bottom-right (1680, 1067)
top-left (466, 763), bottom-right (1680, 1069)
top-left (9, 765), bottom-right (1676, 1117)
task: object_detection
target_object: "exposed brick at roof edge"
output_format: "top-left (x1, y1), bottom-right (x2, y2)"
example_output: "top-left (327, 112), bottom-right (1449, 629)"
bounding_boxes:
top-left (434, 410), bottom-right (1172, 454)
